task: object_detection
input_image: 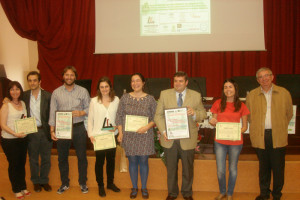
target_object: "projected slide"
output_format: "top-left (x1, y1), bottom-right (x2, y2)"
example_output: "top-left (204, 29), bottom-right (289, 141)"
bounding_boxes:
top-left (140, 0), bottom-right (210, 36)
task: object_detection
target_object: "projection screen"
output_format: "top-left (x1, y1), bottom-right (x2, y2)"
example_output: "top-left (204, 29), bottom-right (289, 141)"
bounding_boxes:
top-left (95, 0), bottom-right (265, 54)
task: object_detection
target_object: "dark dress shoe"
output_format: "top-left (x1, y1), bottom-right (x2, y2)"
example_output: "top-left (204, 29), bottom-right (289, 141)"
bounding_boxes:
top-left (141, 188), bottom-right (149, 199)
top-left (184, 196), bottom-right (193, 200)
top-left (107, 184), bottom-right (121, 192)
top-left (255, 195), bottom-right (270, 200)
top-left (166, 195), bottom-right (177, 200)
top-left (130, 188), bottom-right (138, 199)
top-left (34, 184), bottom-right (41, 192)
top-left (41, 184), bottom-right (52, 192)
top-left (99, 186), bottom-right (106, 197)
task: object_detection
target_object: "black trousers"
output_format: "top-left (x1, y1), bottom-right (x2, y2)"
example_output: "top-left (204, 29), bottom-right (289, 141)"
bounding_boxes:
top-left (164, 140), bottom-right (195, 198)
top-left (57, 124), bottom-right (88, 186)
top-left (1, 137), bottom-right (28, 193)
top-left (95, 147), bottom-right (116, 187)
top-left (27, 128), bottom-right (53, 184)
top-left (255, 129), bottom-right (285, 199)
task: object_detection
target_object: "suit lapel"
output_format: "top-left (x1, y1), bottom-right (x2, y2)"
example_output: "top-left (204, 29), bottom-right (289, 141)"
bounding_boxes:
top-left (24, 91), bottom-right (31, 117)
top-left (169, 89), bottom-right (178, 108)
top-left (182, 89), bottom-right (190, 107)
top-left (40, 90), bottom-right (45, 119)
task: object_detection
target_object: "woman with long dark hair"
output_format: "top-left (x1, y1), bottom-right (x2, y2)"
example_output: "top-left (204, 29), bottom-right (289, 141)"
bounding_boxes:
top-left (209, 79), bottom-right (250, 200)
top-left (0, 81), bottom-right (31, 199)
top-left (116, 73), bottom-right (157, 199)
top-left (87, 77), bottom-right (120, 197)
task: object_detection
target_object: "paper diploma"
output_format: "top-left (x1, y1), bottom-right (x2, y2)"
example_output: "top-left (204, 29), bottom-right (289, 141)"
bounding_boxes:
top-left (55, 111), bottom-right (73, 139)
top-left (216, 122), bottom-right (241, 141)
top-left (164, 107), bottom-right (190, 140)
top-left (125, 115), bottom-right (148, 132)
top-left (14, 117), bottom-right (37, 134)
top-left (93, 132), bottom-right (116, 151)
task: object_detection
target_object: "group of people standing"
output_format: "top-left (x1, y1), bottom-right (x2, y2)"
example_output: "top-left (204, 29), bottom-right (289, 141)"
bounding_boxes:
top-left (0, 66), bottom-right (293, 200)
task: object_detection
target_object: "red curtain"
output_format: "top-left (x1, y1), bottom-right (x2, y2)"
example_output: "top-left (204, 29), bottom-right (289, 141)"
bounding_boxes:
top-left (178, 0), bottom-right (300, 97)
top-left (1, 0), bottom-right (299, 97)
top-left (0, 0), bottom-right (175, 96)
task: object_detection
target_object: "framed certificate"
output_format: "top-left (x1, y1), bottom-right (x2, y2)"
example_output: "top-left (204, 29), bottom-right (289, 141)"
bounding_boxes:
top-left (55, 111), bottom-right (73, 139)
top-left (125, 115), bottom-right (149, 132)
top-left (93, 132), bottom-right (116, 151)
top-left (216, 122), bottom-right (241, 141)
top-left (14, 117), bottom-right (37, 134)
top-left (164, 107), bottom-right (190, 140)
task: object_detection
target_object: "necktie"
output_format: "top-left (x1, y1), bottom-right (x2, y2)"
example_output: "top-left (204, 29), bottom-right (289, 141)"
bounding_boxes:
top-left (177, 93), bottom-right (183, 107)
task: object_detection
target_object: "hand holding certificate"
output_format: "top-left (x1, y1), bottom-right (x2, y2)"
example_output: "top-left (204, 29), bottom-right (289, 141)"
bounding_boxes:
top-left (55, 111), bottom-right (73, 139)
top-left (164, 107), bottom-right (190, 140)
top-left (125, 115), bottom-right (148, 132)
top-left (216, 122), bottom-right (241, 141)
top-left (93, 132), bottom-right (116, 151)
top-left (14, 117), bottom-right (37, 134)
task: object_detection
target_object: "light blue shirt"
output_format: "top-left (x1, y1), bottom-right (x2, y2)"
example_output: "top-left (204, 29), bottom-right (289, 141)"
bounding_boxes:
top-left (30, 89), bottom-right (42, 127)
top-left (176, 88), bottom-right (187, 103)
top-left (176, 88), bottom-right (196, 120)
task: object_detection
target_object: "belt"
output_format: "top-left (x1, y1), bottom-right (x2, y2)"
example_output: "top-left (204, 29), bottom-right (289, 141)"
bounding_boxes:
top-left (265, 129), bottom-right (272, 132)
top-left (37, 126), bottom-right (43, 129)
top-left (73, 121), bottom-right (84, 127)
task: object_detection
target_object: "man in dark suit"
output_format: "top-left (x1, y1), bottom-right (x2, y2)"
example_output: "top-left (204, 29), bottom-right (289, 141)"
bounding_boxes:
top-left (154, 71), bottom-right (207, 200)
top-left (23, 71), bottom-right (52, 192)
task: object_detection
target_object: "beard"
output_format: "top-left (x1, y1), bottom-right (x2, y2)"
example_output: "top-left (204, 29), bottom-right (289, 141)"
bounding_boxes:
top-left (64, 79), bottom-right (75, 86)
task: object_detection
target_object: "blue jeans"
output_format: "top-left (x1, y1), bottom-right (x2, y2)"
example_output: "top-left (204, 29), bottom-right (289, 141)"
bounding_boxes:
top-left (214, 141), bottom-right (242, 196)
top-left (127, 155), bottom-right (149, 189)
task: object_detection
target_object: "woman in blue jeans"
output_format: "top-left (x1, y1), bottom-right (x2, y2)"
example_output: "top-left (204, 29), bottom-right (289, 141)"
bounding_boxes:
top-left (116, 73), bottom-right (157, 199)
top-left (209, 79), bottom-right (250, 200)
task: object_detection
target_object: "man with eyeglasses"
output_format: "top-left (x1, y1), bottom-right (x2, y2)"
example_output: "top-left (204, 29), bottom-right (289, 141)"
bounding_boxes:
top-left (246, 67), bottom-right (293, 200)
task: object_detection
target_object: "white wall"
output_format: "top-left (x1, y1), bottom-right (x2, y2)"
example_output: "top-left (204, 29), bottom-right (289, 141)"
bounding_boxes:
top-left (0, 4), bottom-right (39, 90)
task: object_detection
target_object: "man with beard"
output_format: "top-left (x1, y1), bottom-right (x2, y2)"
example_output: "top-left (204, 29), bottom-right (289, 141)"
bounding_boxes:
top-left (49, 66), bottom-right (90, 194)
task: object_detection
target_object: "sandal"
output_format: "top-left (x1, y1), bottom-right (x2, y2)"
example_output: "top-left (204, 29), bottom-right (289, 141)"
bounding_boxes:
top-left (130, 188), bottom-right (138, 199)
top-left (141, 188), bottom-right (149, 199)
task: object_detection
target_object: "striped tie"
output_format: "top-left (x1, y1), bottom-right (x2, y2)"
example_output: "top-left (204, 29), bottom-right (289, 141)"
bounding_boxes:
top-left (177, 93), bottom-right (183, 107)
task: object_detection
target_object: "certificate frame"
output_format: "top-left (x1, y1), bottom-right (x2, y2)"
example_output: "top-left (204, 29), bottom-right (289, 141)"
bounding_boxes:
top-left (14, 117), bottom-right (37, 134)
top-left (216, 122), bottom-right (241, 141)
top-left (125, 115), bottom-right (149, 132)
top-left (55, 111), bottom-right (73, 139)
top-left (164, 107), bottom-right (190, 140)
top-left (93, 132), bottom-right (116, 151)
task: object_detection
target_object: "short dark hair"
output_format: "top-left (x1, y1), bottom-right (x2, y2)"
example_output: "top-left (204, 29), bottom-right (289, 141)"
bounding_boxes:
top-left (96, 76), bottom-right (115, 102)
top-left (7, 81), bottom-right (24, 101)
top-left (27, 71), bottom-right (41, 81)
top-left (173, 71), bottom-right (188, 81)
top-left (62, 66), bottom-right (78, 78)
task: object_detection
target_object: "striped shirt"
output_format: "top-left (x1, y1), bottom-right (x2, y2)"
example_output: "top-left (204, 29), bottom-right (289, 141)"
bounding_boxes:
top-left (49, 84), bottom-right (90, 126)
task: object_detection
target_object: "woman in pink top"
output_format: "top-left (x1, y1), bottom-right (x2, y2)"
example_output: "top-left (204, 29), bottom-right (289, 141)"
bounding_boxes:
top-left (209, 79), bottom-right (250, 200)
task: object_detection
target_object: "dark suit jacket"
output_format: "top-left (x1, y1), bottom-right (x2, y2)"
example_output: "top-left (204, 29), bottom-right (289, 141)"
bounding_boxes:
top-left (23, 89), bottom-right (52, 141)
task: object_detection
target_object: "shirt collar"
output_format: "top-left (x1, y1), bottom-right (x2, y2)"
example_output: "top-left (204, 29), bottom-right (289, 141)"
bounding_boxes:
top-left (63, 84), bottom-right (77, 91)
top-left (30, 88), bottom-right (41, 99)
top-left (260, 84), bottom-right (273, 95)
top-left (176, 88), bottom-right (187, 96)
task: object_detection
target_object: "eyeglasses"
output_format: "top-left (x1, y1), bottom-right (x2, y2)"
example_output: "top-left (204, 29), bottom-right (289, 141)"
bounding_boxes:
top-left (257, 74), bottom-right (272, 80)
